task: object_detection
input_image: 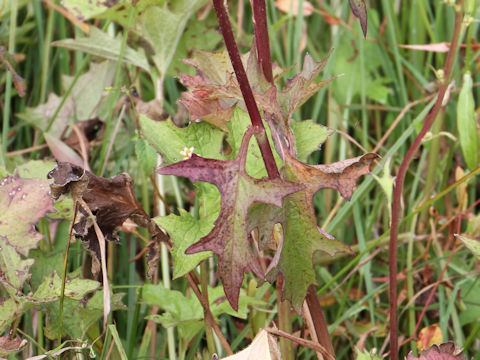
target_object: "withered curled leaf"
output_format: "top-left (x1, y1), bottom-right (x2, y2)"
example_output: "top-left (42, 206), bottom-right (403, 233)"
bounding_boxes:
top-left (47, 162), bottom-right (166, 277)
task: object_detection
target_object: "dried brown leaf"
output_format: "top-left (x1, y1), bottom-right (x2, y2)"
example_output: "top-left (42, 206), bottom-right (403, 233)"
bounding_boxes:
top-left (47, 162), bottom-right (166, 278)
top-left (0, 334), bottom-right (28, 357)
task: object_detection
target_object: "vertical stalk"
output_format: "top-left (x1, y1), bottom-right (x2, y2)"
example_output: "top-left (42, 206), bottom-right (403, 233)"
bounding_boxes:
top-left (40, 2), bottom-right (55, 103)
top-left (212, 0), bottom-right (279, 179)
top-left (406, 218), bottom-right (417, 355)
top-left (1, 0), bottom-right (18, 166)
top-left (388, 5), bottom-right (463, 359)
top-left (252, 0), bottom-right (273, 83)
top-left (201, 261), bottom-right (216, 355)
top-left (156, 163), bottom-right (176, 360)
top-left (305, 286), bottom-right (335, 357)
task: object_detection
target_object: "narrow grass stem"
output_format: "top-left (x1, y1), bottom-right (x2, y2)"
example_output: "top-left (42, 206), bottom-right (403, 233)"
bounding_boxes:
top-left (388, 5), bottom-right (464, 359)
top-left (201, 261), bottom-right (216, 356)
top-left (212, 0), bottom-right (279, 179)
top-left (40, 2), bottom-right (55, 103)
top-left (156, 161), bottom-right (176, 360)
top-left (1, 0), bottom-right (18, 166)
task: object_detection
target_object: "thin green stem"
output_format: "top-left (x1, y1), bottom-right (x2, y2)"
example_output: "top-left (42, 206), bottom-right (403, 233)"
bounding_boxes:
top-left (1, 0), bottom-right (18, 166)
top-left (156, 169), bottom-right (176, 360)
top-left (40, 3), bottom-right (55, 103)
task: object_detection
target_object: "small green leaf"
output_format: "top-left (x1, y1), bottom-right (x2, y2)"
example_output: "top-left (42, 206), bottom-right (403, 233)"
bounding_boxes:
top-left (44, 292), bottom-right (125, 340)
top-left (0, 237), bottom-right (34, 295)
top-left (140, 115), bottom-right (225, 164)
top-left (457, 73), bottom-right (479, 171)
top-left (0, 298), bottom-right (23, 335)
top-left (28, 250), bottom-right (64, 290)
top-left (32, 271), bottom-right (100, 303)
top-left (60, 0), bottom-right (124, 20)
top-left (154, 209), bottom-right (215, 278)
top-left (371, 156), bottom-right (395, 224)
top-left (291, 120), bottom-right (334, 162)
top-left (456, 234), bottom-right (480, 261)
top-left (135, 138), bottom-right (158, 175)
top-left (355, 347), bottom-right (382, 360)
top-left (16, 160), bottom-right (56, 180)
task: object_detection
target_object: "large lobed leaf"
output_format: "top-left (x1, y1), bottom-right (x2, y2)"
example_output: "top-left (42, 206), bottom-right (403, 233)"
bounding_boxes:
top-left (157, 128), bottom-right (304, 309)
top-left (153, 45), bottom-right (378, 311)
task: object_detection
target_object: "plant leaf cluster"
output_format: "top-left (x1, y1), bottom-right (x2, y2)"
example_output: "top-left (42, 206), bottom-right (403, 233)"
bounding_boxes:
top-left (144, 46), bottom-right (378, 312)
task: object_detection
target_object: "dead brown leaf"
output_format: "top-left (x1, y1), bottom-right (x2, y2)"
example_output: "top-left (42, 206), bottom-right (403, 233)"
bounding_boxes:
top-left (0, 334), bottom-right (28, 357)
top-left (47, 162), bottom-right (166, 278)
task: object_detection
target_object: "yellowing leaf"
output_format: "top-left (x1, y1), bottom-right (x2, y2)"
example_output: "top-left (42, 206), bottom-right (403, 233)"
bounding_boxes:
top-left (417, 324), bottom-right (443, 351)
top-left (456, 234), bottom-right (480, 261)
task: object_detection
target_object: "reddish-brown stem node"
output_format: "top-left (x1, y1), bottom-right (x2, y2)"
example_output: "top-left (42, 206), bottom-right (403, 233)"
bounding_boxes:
top-left (212, 0), bottom-right (279, 179)
top-left (388, 4), bottom-right (463, 359)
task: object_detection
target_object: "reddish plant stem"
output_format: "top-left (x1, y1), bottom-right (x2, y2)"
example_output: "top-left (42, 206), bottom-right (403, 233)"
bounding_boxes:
top-left (305, 286), bottom-right (335, 358)
top-left (212, 0), bottom-right (279, 179)
top-left (252, 0), bottom-right (274, 83)
top-left (388, 5), bottom-right (463, 359)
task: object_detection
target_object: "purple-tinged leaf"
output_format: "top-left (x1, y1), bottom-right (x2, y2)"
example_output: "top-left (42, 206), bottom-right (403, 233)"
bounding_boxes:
top-left (406, 342), bottom-right (466, 360)
top-left (263, 153), bottom-right (378, 312)
top-left (158, 127), bottom-right (304, 310)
